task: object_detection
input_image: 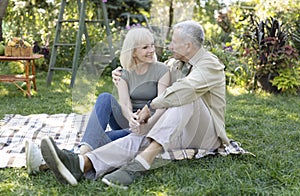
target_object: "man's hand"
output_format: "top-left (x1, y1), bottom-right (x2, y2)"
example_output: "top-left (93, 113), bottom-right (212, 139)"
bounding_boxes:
top-left (136, 105), bottom-right (151, 124)
top-left (112, 66), bottom-right (122, 86)
top-left (131, 123), bottom-right (150, 135)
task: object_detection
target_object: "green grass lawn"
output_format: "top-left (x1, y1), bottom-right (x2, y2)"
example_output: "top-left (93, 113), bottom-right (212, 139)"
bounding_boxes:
top-left (0, 67), bottom-right (299, 195)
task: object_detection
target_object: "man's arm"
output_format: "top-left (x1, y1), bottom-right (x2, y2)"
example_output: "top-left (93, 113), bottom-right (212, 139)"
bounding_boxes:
top-left (111, 66), bottom-right (122, 86)
top-left (151, 66), bottom-right (221, 109)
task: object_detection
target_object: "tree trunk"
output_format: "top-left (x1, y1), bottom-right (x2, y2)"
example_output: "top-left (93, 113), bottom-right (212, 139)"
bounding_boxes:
top-left (0, 0), bottom-right (9, 42)
top-left (166, 0), bottom-right (173, 40)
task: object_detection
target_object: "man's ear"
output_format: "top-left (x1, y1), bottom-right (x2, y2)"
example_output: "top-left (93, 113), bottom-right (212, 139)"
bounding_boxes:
top-left (186, 41), bottom-right (193, 52)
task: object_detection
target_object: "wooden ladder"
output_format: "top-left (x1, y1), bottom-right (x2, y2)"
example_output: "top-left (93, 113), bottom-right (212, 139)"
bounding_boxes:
top-left (46, 0), bottom-right (113, 87)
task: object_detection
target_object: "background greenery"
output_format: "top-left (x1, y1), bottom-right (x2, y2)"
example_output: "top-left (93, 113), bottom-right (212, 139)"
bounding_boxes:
top-left (1, 0), bottom-right (299, 93)
top-left (0, 0), bottom-right (300, 195)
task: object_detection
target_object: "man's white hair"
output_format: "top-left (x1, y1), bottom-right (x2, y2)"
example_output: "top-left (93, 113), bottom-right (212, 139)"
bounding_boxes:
top-left (174, 20), bottom-right (205, 48)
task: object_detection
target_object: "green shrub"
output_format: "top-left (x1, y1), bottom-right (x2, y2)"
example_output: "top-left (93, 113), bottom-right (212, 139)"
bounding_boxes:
top-left (270, 60), bottom-right (300, 95)
top-left (210, 46), bottom-right (253, 89)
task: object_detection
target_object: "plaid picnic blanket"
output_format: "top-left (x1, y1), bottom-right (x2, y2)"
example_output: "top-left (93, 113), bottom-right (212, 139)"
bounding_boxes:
top-left (0, 113), bottom-right (254, 168)
top-left (0, 113), bottom-right (88, 168)
top-left (160, 140), bottom-right (255, 160)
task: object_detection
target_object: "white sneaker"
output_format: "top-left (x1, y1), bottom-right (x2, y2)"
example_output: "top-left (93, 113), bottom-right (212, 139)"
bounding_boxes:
top-left (25, 140), bottom-right (47, 175)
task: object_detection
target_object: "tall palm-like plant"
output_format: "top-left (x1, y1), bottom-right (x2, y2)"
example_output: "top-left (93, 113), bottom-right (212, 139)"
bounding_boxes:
top-left (242, 16), bottom-right (299, 93)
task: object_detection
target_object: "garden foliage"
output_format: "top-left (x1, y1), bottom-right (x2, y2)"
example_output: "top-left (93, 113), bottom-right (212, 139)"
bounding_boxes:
top-left (1, 0), bottom-right (299, 94)
top-left (216, 0), bottom-right (300, 94)
top-left (240, 16), bottom-right (299, 94)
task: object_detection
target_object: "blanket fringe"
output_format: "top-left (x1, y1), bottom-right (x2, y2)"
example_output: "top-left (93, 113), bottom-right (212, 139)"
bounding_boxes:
top-left (160, 140), bottom-right (255, 161)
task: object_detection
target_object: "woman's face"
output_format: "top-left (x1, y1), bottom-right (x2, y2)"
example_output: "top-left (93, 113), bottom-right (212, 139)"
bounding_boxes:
top-left (133, 38), bottom-right (155, 65)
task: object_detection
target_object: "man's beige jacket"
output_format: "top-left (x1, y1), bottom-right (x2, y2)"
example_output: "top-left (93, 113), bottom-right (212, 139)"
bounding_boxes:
top-left (152, 47), bottom-right (230, 145)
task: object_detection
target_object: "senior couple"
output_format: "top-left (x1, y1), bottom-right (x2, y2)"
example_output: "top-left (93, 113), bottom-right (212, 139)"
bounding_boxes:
top-left (26, 20), bottom-right (231, 189)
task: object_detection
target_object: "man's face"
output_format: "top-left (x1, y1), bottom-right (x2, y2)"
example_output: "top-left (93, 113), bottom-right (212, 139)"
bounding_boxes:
top-left (169, 29), bottom-right (187, 62)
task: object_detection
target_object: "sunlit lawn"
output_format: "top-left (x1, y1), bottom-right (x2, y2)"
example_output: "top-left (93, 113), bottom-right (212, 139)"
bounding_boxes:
top-left (0, 66), bottom-right (299, 195)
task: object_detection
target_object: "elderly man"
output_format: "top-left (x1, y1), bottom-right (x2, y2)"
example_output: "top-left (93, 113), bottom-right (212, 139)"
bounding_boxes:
top-left (40, 20), bottom-right (230, 188)
top-left (101, 20), bottom-right (230, 188)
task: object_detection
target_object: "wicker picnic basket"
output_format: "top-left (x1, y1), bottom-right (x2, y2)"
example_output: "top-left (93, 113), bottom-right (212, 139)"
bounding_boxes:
top-left (5, 37), bottom-right (33, 57)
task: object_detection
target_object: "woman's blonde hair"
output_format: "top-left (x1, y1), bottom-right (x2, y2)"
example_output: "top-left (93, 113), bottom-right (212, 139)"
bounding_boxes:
top-left (120, 27), bottom-right (155, 70)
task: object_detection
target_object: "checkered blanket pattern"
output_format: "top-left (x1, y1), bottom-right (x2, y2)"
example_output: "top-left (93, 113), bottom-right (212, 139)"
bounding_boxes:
top-left (0, 113), bottom-right (254, 168)
top-left (0, 113), bottom-right (88, 168)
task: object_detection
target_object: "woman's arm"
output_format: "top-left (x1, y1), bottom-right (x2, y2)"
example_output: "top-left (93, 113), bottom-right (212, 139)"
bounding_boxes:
top-left (117, 78), bottom-right (139, 127)
top-left (144, 71), bottom-right (171, 129)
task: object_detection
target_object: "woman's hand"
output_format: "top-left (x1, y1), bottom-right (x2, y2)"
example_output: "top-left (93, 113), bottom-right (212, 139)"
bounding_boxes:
top-left (130, 105), bottom-right (151, 135)
top-left (112, 66), bottom-right (122, 86)
top-left (129, 111), bottom-right (140, 129)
